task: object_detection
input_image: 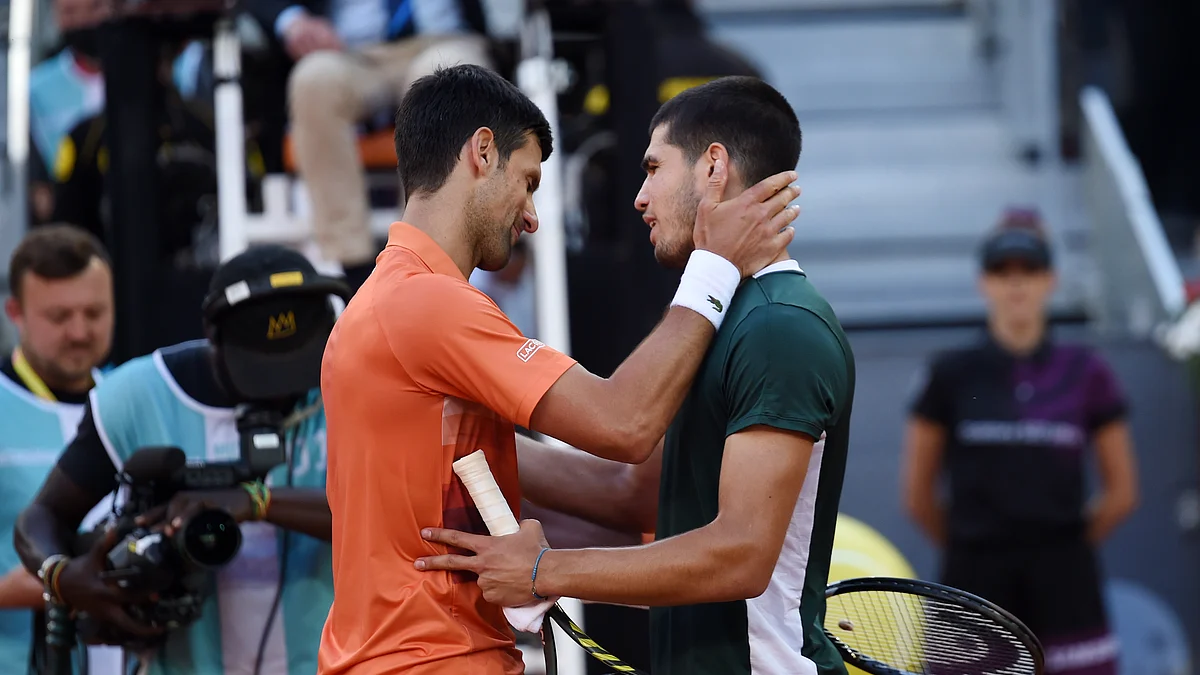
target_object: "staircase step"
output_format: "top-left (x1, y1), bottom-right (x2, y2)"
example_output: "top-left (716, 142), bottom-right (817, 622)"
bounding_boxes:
top-left (706, 11), bottom-right (992, 113)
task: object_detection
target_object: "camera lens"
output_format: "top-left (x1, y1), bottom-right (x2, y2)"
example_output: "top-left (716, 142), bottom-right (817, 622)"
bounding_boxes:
top-left (176, 509), bottom-right (242, 568)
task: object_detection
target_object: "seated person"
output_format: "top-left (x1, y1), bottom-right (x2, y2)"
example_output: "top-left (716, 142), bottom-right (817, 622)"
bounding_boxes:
top-left (51, 72), bottom-right (264, 267)
top-left (243, 0), bottom-right (494, 291)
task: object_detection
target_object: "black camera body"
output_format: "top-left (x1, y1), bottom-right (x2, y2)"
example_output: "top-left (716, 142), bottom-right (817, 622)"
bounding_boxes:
top-left (74, 405), bottom-right (287, 640)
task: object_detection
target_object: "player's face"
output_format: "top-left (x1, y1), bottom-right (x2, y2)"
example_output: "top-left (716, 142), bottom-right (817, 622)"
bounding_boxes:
top-left (4, 258), bottom-right (114, 389)
top-left (467, 133), bottom-right (542, 273)
top-left (979, 261), bottom-right (1055, 325)
top-left (635, 125), bottom-right (706, 269)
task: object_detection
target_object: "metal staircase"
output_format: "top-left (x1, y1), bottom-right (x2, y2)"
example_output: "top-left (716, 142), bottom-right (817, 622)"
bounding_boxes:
top-left (700, 0), bottom-right (1090, 327)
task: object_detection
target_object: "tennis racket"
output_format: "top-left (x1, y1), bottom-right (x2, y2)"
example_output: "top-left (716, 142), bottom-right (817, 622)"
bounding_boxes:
top-left (823, 577), bottom-right (1045, 675)
top-left (452, 450), bottom-right (647, 675)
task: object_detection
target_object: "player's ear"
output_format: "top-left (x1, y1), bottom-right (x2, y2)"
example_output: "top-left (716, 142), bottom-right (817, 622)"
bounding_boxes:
top-left (468, 127), bottom-right (497, 177)
top-left (702, 143), bottom-right (730, 177)
top-left (700, 143), bottom-right (737, 199)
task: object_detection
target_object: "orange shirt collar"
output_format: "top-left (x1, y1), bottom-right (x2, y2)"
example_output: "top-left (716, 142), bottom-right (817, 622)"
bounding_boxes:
top-left (386, 221), bottom-right (467, 281)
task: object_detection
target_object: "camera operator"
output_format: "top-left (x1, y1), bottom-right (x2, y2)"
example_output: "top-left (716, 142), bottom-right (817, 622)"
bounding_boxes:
top-left (14, 245), bottom-right (347, 675)
top-left (0, 225), bottom-right (123, 674)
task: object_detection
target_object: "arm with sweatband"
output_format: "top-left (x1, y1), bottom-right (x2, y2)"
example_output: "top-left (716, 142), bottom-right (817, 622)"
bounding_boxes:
top-left (670, 250), bottom-right (741, 330)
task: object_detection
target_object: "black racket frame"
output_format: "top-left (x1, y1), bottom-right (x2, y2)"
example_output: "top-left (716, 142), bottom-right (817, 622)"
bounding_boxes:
top-left (823, 577), bottom-right (1046, 675)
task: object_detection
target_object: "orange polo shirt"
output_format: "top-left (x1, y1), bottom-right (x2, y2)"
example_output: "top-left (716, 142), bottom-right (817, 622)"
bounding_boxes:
top-left (317, 222), bottom-right (577, 675)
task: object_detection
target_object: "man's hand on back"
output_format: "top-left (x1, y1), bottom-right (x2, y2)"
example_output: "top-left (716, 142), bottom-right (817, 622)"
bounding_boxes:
top-left (694, 160), bottom-right (800, 279)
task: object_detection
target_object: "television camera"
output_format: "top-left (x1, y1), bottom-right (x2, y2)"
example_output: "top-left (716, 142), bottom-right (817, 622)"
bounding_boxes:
top-left (79, 408), bottom-right (287, 633)
top-left (38, 251), bottom-right (351, 674)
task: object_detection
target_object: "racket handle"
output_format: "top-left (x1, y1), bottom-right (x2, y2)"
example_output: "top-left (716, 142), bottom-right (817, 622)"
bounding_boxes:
top-left (452, 450), bottom-right (557, 633)
top-left (453, 449), bottom-right (521, 535)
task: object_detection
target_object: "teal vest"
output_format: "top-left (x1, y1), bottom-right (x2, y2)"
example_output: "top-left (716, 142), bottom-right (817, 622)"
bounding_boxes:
top-left (0, 368), bottom-right (124, 675)
top-left (90, 344), bottom-right (332, 675)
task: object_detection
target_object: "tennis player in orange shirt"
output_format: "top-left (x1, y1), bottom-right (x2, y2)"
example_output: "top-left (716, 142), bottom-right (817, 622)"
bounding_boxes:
top-left (317, 64), bottom-right (800, 675)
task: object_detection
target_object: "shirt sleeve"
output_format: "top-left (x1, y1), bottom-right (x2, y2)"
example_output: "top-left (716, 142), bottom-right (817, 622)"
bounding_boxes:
top-left (57, 402), bottom-right (121, 504)
top-left (908, 353), bottom-right (954, 426)
top-left (724, 304), bottom-right (850, 440)
top-left (1082, 351), bottom-right (1128, 431)
top-left (378, 274), bottom-right (577, 428)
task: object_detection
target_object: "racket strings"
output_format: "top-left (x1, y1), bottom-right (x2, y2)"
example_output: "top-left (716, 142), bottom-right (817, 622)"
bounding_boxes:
top-left (824, 590), bottom-right (1038, 675)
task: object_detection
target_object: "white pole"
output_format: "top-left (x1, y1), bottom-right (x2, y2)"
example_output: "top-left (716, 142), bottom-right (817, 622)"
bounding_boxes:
top-left (213, 17), bottom-right (249, 260)
top-left (6, 0), bottom-right (35, 244)
top-left (518, 12), bottom-right (570, 358)
top-left (515, 8), bottom-right (586, 675)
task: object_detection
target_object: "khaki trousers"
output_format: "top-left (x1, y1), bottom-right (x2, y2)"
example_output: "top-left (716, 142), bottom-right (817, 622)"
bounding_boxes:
top-left (287, 35), bottom-right (492, 265)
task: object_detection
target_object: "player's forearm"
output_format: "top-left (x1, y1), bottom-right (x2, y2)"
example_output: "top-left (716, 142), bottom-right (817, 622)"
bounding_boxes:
top-left (0, 566), bottom-right (46, 609)
top-left (1086, 491), bottom-right (1136, 543)
top-left (535, 525), bottom-right (763, 607)
top-left (264, 488), bottom-right (332, 541)
top-left (516, 435), bottom-right (649, 534)
top-left (906, 497), bottom-right (947, 546)
top-left (598, 307), bottom-right (715, 459)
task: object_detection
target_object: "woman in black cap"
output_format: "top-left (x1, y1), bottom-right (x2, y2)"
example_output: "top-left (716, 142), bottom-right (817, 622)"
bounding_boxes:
top-left (901, 209), bottom-right (1139, 675)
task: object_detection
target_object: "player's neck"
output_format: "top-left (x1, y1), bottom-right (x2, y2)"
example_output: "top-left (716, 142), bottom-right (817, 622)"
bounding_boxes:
top-left (988, 317), bottom-right (1045, 356)
top-left (401, 197), bottom-right (476, 280)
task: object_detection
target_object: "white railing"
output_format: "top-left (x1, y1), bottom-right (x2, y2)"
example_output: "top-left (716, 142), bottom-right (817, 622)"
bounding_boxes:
top-left (1079, 86), bottom-right (1187, 336)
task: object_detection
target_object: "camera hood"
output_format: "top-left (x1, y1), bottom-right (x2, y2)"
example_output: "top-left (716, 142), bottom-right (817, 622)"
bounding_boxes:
top-left (203, 269), bottom-right (351, 403)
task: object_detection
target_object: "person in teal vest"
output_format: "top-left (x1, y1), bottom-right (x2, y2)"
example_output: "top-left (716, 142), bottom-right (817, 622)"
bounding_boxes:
top-left (14, 245), bottom-right (350, 675)
top-left (0, 223), bottom-right (124, 675)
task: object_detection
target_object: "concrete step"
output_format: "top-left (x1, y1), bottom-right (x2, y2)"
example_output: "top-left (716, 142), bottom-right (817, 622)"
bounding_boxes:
top-left (790, 164), bottom-right (1043, 243)
top-left (797, 109), bottom-right (1017, 169)
top-left (799, 253), bottom-right (1086, 327)
top-left (705, 10), bottom-right (993, 113)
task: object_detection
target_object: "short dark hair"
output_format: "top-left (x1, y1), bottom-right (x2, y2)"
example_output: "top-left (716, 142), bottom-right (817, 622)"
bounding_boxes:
top-left (8, 224), bottom-right (111, 299)
top-left (649, 76), bottom-right (801, 187)
top-left (394, 64), bottom-right (553, 200)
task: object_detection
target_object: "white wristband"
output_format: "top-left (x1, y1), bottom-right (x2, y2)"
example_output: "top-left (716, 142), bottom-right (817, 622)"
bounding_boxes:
top-left (670, 249), bottom-right (740, 330)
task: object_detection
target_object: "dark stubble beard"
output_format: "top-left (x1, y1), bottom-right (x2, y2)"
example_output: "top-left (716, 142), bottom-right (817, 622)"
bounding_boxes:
top-left (654, 181), bottom-right (702, 269)
top-left (467, 178), bottom-right (515, 273)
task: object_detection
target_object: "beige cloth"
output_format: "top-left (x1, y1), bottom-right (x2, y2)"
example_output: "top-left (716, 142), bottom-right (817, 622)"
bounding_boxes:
top-left (288, 35), bottom-right (492, 265)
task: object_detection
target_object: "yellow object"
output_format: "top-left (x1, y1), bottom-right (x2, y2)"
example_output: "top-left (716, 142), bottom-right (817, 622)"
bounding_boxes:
top-left (584, 84), bottom-right (610, 116)
top-left (581, 76), bottom-right (721, 118)
top-left (827, 514), bottom-right (922, 675)
top-left (829, 513), bottom-right (916, 583)
top-left (53, 137), bottom-right (77, 182)
top-left (12, 347), bottom-right (57, 402)
top-left (269, 271), bottom-right (305, 288)
top-left (658, 77), bottom-right (718, 103)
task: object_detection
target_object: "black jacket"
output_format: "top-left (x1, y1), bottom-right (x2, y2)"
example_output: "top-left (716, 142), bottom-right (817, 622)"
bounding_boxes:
top-left (242, 0), bottom-right (489, 45)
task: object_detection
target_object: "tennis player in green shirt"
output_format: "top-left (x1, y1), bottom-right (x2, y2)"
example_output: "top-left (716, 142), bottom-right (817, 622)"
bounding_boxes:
top-left (416, 76), bottom-right (855, 675)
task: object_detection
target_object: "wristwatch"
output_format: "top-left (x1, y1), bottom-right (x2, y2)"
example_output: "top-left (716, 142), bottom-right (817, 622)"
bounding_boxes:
top-left (37, 554), bottom-right (69, 604)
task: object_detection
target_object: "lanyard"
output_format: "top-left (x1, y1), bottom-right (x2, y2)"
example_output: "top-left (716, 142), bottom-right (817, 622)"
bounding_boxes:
top-left (12, 347), bottom-right (57, 402)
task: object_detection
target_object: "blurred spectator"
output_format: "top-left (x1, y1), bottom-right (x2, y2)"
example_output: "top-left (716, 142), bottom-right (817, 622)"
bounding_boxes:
top-left (0, 224), bottom-right (121, 675)
top-left (27, 1), bottom-right (207, 226)
top-left (470, 238), bottom-right (536, 337)
top-left (901, 209), bottom-right (1139, 675)
top-left (27, 2), bottom-right (106, 225)
top-left (243, 0), bottom-right (493, 291)
top-left (49, 52), bottom-right (265, 267)
top-left (29, 45), bottom-right (104, 188)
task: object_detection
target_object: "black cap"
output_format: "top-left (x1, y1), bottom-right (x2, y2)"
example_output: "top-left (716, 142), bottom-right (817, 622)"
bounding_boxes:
top-left (203, 245), bottom-right (351, 401)
top-left (979, 209), bottom-right (1053, 271)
